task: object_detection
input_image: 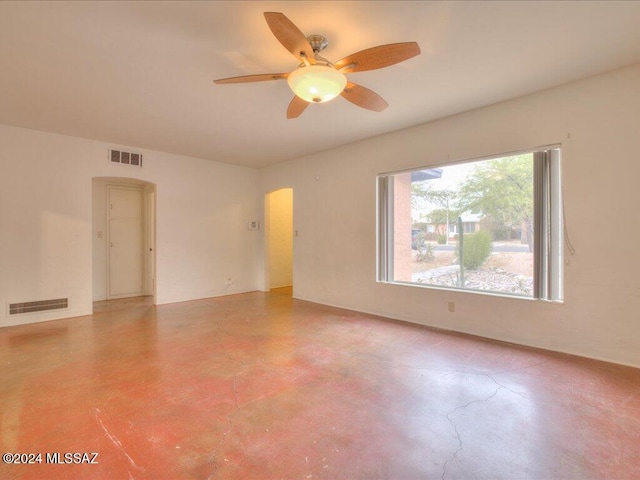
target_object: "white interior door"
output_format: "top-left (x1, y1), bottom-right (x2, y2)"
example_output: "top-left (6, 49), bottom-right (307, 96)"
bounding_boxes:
top-left (108, 187), bottom-right (143, 298)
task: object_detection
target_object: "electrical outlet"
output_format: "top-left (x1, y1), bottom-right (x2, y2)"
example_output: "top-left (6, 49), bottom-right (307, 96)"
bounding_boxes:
top-left (448, 302), bottom-right (455, 313)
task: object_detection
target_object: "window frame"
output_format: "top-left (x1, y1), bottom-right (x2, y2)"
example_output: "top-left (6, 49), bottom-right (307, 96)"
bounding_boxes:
top-left (376, 146), bottom-right (563, 302)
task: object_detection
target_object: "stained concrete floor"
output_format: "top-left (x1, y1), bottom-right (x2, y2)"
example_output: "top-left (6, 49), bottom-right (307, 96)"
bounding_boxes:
top-left (1, 292), bottom-right (639, 479)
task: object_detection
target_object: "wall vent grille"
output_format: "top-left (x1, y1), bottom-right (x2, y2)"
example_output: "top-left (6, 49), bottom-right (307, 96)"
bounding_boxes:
top-left (109, 149), bottom-right (142, 167)
top-left (9, 298), bottom-right (68, 315)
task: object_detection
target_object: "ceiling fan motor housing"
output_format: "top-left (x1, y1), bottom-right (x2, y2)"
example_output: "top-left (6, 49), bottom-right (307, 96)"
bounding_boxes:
top-left (307, 34), bottom-right (329, 53)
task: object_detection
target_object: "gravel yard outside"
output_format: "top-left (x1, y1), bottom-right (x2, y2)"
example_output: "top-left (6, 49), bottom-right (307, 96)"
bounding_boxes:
top-left (411, 242), bottom-right (533, 296)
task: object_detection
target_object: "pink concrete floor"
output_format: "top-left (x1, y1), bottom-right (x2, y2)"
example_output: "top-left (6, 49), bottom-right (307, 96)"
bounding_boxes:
top-left (1, 292), bottom-right (639, 479)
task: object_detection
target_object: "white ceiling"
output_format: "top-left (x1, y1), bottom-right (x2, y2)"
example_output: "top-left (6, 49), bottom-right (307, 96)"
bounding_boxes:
top-left (2, 1), bottom-right (640, 169)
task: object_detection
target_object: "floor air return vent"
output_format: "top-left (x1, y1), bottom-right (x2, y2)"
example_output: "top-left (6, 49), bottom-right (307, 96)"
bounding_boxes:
top-left (9, 298), bottom-right (68, 315)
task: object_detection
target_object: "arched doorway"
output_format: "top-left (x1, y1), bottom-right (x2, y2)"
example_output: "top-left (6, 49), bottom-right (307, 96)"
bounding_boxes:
top-left (265, 188), bottom-right (293, 295)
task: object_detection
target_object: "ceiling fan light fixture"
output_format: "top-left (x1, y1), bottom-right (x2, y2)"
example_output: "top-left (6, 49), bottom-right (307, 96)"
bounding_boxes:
top-left (287, 64), bottom-right (347, 103)
top-left (214, 13), bottom-right (421, 117)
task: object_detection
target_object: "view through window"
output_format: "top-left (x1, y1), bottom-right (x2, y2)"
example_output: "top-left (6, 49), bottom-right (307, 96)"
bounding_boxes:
top-left (377, 148), bottom-right (562, 300)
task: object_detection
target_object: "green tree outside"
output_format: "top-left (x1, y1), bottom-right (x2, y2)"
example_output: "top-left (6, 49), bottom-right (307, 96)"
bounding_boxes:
top-left (457, 154), bottom-right (534, 250)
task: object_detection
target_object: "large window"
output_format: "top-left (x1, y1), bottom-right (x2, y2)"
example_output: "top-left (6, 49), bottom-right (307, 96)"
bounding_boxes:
top-left (377, 147), bottom-right (563, 301)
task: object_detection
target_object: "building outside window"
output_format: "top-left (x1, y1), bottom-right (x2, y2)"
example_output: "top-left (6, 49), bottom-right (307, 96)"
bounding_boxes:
top-left (377, 147), bottom-right (563, 301)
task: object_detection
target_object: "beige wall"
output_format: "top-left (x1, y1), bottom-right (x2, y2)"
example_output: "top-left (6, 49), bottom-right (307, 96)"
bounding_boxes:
top-left (260, 63), bottom-right (640, 368)
top-left (0, 124), bottom-right (260, 326)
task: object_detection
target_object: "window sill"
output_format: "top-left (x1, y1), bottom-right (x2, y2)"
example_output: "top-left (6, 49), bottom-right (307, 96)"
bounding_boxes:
top-left (383, 280), bottom-right (564, 304)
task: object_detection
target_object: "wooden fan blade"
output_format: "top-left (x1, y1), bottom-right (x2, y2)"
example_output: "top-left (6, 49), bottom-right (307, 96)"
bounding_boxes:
top-left (214, 73), bottom-right (288, 84)
top-left (264, 12), bottom-right (316, 63)
top-left (341, 82), bottom-right (388, 112)
top-left (334, 42), bottom-right (420, 73)
top-left (287, 96), bottom-right (309, 119)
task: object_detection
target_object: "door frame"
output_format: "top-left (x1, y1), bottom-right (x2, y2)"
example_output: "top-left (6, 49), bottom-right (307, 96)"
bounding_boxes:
top-left (93, 177), bottom-right (156, 303)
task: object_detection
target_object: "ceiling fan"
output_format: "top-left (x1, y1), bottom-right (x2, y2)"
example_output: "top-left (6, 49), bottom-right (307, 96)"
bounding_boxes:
top-left (214, 12), bottom-right (421, 119)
